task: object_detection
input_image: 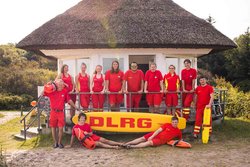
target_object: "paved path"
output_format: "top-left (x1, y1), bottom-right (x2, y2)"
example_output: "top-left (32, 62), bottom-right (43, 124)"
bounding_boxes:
top-left (0, 111), bottom-right (20, 125)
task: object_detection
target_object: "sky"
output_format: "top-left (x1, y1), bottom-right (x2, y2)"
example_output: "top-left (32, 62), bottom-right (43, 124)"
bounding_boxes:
top-left (0, 0), bottom-right (249, 45)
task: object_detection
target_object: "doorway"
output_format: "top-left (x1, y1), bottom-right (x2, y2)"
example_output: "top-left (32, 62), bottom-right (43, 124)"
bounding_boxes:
top-left (129, 55), bottom-right (155, 112)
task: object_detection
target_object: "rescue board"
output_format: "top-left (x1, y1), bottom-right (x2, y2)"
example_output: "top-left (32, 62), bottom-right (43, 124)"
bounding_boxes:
top-left (72, 112), bottom-right (186, 133)
top-left (167, 140), bottom-right (192, 148)
top-left (202, 108), bottom-right (211, 144)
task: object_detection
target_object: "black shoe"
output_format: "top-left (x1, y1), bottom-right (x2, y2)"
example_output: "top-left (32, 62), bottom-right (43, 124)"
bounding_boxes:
top-left (53, 143), bottom-right (59, 148)
top-left (58, 143), bottom-right (64, 149)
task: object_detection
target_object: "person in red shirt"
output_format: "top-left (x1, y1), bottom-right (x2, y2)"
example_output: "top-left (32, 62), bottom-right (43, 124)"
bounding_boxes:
top-left (164, 65), bottom-right (180, 115)
top-left (44, 79), bottom-right (78, 149)
top-left (123, 62), bottom-right (144, 112)
top-left (90, 65), bottom-right (105, 112)
top-left (56, 64), bottom-right (76, 118)
top-left (192, 76), bottom-right (214, 139)
top-left (122, 116), bottom-right (182, 148)
top-left (68, 113), bottom-right (122, 149)
top-left (181, 59), bottom-right (197, 120)
top-left (144, 62), bottom-right (163, 113)
top-left (105, 60), bottom-right (124, 111)
top-left (76, 63), bottom-right (90, 111)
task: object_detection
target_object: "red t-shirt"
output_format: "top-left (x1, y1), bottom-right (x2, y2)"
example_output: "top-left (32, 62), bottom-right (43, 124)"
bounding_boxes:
top-left (164, 73), bottom-right (180, 91)
top-left (92, 74), bottom-right (104, 92)
top-left (144, 70), bottom-right (163, 92)
top-left (62, 73), bottom-right (73, 92)
top-left (78, 73), bottom-right (90, 92)
top-left (181, 68), bottom-right (197, 91)
top-left (158, 123), bottom-right (182, 142)
top-left (195, 84), bottom-right (214, 107)
top-left (72, 123), bottom-right (92, 136)
top-left (105, 70), bottom-right (124, 92)
top-left (44, 88), bottom-right (70, 111)
top-left (124, 70), bottom-right (144, 92)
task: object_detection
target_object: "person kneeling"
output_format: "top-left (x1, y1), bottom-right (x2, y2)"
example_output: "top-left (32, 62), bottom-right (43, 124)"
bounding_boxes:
top-left (123, 116), bottom-right (182, 148)
top-left (69, 113), bottom-right (122, 149)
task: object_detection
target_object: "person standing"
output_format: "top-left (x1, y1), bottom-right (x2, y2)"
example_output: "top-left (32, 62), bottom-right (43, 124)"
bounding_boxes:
top-left (43, 79), bottom-right (78, 148)
top-left (181, 59), bottom-right (197, 120)
top-left (56, 64), bottom-right (76, 118)
top-left (144, 62), bottom-right (164, 113)
top-left (123, 62), bottom-right (144, 112)
top-left (76, 63), bottom-right (90, 111)
top-left (192, 76), bottom-right (214, 139)
top-left (164, 65), bottom-right (180, 115)
top-left (90, 65), bottom-right (105, 112)
top-left (105, 60), bottom-right (124, 111)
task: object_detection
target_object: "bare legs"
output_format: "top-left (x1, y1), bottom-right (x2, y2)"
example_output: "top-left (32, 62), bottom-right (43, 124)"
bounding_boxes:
top-left (95, 138), bottom-right (123, 149)
top-left (51, 127), bottom-right (63, 145)
top-left (123, 137), bottom-right (153, 148)
top-left (110, 104), bottom-right (120, 111)
top-left (149, 106), bottom-right (160, 113)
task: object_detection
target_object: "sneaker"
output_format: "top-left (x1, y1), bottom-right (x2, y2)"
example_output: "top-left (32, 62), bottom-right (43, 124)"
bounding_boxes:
top-left (53, 143), bottom-right (59, 148)
top-left (126, 145), bottom-right (132, 149)
top-left (58, 143), bottom-right (64, 149)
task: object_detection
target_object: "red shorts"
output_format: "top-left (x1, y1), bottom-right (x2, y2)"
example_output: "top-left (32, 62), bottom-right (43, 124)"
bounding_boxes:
top-left (92, 94), bottom-right (105, 109)
top-left (108, 94), bottom-right (124, 105)
top-left (80, 94), bottom-right (90, 108)
top-left (146, 93), bottom-right (162, 106)
top-left (91, 134), bottom-right (101, 141)
top-left (69, 94), bottom-right (76, 103)
top-left (144, 132), bottom-right (167, 146)
top-left (49, 111), bottom-right (65, 128)
top-left (126, 94), bottom-right (142, 108)
top-left (165, 93), bottom-right (178, 107)
top-left (182, 93), bottom-right (194, 107)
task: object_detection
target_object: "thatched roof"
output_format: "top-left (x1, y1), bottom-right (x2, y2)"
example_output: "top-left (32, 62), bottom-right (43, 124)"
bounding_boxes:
top-left (17, 0), bottom-right (236, 53)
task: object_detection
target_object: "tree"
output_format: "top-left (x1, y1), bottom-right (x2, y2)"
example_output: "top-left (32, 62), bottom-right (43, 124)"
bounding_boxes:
top-left (198, 28), bottom-right (250, 92)
top-left (224, 28), bottom-right (250, 92)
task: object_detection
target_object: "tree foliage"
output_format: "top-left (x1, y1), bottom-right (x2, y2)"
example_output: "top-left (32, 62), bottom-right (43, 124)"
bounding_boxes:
top-left (0, 44), bottom-right (57, 109)
top-left (198, 28), bottom-right (250, 92)
top-left (215, 77), bottom-right (250, 119)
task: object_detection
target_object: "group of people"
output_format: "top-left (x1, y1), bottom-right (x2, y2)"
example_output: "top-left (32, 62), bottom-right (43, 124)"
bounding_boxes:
top-left (43, 59), bottom-right (214, 148)
top-left (68, 113), bottom-right (182, 149)
top-left (55, 59), bottom-right (201, 116)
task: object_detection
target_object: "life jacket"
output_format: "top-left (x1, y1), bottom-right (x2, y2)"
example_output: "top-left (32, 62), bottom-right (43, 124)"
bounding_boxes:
top-left (74, 128), bottom-right (96, 150)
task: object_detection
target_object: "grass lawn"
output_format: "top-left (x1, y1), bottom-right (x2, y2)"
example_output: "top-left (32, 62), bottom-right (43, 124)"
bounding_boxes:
top-left (0, 113), bottom-right (4, 118)
top-left (0, 117), bottom-right (250, 151)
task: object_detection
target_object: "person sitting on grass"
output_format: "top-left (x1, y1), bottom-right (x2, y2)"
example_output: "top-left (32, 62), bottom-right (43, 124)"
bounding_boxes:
top-left (122, 116), bottom-right (182, 148)
top-left (68, 113), bottom-right (123, 149)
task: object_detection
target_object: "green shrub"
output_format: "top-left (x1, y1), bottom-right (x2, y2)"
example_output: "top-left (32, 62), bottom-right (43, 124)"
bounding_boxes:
top-left (0, 94), bottom-right (31, 110)
top-left (215, 77), bottom-right (250, 119)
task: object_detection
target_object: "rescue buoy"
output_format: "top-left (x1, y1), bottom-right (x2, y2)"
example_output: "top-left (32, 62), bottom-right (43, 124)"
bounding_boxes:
top-left (202, 108), bottom-right (211, 144)
top-left (167, 140), bottom-right (192, 148)
top-left (30, 101), bottom-right (37, 107)
top-left (44, 82), bottom-right (57, 94)
top-left (74, 128), bottom-right (96, 150)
